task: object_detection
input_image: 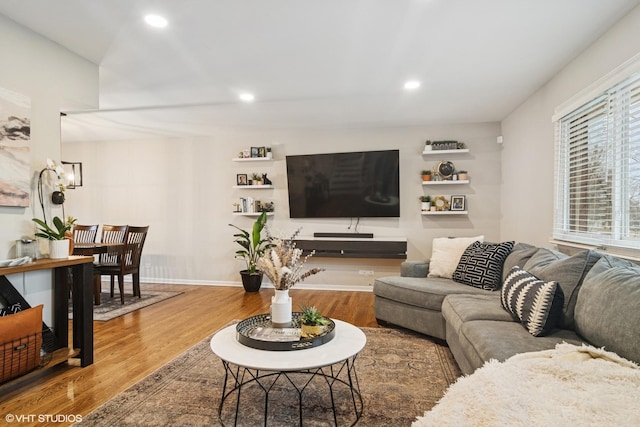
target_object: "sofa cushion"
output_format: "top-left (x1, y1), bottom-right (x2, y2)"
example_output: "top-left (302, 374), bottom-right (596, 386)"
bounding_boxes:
top-left (452, 241), bottom-right (514, 290)
top-left (523, 248), bottom-right (603, 330)
top-left (501, 266), bottom-right (564, 336)
top-left (502, 243), bottom-right (539, 282)
top-left (442, 294), bottom-right (513, 335)
top-left (373, 276), bottom-right (491, 312)
top-left (457, 320), bottom-right (587, 366)
top-left (428, 235), bottom-right (485, 279)
top-left (574, 255), bottom-right (640, 364)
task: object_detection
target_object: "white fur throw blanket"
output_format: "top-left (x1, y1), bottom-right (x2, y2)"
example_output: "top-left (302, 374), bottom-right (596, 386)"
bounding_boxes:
top-left (413, 343), bottom-right (640, 427)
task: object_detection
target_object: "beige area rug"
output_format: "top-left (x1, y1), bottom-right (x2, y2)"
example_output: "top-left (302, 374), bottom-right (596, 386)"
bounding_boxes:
top-left (78, 327), bottom-right (461, 426)
top-left (68, 289), bottom-right (182, 321)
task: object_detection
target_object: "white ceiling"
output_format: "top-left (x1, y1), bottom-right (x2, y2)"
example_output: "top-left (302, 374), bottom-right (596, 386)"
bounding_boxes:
top-left (1, 0), bottom-right (639, 141)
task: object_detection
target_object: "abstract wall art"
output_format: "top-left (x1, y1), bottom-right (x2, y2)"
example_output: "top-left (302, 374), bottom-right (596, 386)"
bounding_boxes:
top-left (0, 87), bottom-right (31, 207)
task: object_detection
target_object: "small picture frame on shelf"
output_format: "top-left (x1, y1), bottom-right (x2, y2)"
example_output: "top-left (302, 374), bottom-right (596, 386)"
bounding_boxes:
top-left (250, 147), bottom-right (260, 157)
top-left (237, 174), bottom-right (248, 186)
top-left (258, 146), bottom-right (266, 157)
top-left (450, 195), bottom-right (465, 211)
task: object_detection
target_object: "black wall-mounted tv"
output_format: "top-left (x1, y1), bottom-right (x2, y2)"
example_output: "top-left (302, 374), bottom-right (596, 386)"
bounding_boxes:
top-left (285, 150), bottom-right (400, 218)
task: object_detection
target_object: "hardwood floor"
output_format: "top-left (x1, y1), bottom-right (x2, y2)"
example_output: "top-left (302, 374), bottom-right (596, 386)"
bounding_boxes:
top-left (0, 284), bottom-right (379, 426)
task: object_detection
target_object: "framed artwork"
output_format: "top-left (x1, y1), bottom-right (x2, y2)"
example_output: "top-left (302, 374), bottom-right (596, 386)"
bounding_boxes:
top-left (237, 174), bottom-right (248, 186)
top-left (257, 146), bottom-right (266, 157)
top-left (0, 87), bottom-right (31, 207)
top-left (450, 195), bottom-right (466, 211)
top-left (250, 147), bottom-right (260, 157)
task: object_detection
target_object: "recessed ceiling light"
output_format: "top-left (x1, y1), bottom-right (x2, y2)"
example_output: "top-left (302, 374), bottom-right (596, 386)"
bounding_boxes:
top-left (239, 93), bottom-right (255, 103)
top-left (144, 14), bottom-right (168, 28)
top-left (404, 80), bottom-right (421, 90)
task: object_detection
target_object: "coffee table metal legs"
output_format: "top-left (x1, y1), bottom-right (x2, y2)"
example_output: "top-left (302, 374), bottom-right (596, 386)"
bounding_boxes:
top-left (218, 356), bottom-right (363, 426)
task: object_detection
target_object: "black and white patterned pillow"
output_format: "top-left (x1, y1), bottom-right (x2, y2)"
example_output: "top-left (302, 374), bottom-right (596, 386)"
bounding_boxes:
top-left (501, 266), bottom-right (564, 336)
top-left (452, 241), bottom-right (515, 290)
top-left (0, 302), bottom-right (23, 316)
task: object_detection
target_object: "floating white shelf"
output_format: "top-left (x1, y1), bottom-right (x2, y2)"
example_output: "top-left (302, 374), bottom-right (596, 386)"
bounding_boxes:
top-left (232, 157), bottom-right (273, 162)
top-left (232, 185), bottom-right (274, 189)
top-left (232, 212), bottom-right (275, 217)
top-left (421, 211), bottom-right (468, 215)
top-left (422, 149), bottom-right (469, 156)
top-left (422, 180), bottom-right (469, 185)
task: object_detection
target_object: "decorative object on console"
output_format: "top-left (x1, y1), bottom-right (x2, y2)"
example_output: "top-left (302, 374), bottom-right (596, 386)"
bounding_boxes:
top-left (428, 236), bottom-right (485, 279)
top-left (32, 216), bottom-right (73, 259)
top-left (229, 212), bottom-right (273, 292)
top-left (452, 240), bottom-right (515, 291)
top-left (262, 174), bottom-right (272, 185)
top-left (258, 228), bottom-right (324, 327)
top-left (500, 266), bottom-right (564, 336)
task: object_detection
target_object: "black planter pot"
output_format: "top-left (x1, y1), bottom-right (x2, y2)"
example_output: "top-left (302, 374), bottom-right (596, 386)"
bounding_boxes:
top-left (240, 270), bottom-right (263, 292)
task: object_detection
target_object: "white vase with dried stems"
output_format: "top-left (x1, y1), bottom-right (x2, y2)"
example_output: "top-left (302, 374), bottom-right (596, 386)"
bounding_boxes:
top-left (258, 228), bottom-right (324, 327)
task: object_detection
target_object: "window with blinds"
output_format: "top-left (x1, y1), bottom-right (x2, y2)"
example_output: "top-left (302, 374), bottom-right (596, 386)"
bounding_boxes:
top-left (554, 71), bottom-right (640, 251)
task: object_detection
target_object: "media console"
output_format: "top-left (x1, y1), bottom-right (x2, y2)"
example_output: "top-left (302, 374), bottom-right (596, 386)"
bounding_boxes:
top-left (294, 236), bottom-right (407, 259)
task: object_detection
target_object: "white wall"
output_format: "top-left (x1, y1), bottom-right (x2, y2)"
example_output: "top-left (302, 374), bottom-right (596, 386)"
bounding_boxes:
top-left (0, 15), bottom-right (99, 258)
top-left (0, 15), bottom-right (98, 320)
top-left (500, 4), bottom-right (640, 247)
top-left (62, 122), bottom-right (502, 289)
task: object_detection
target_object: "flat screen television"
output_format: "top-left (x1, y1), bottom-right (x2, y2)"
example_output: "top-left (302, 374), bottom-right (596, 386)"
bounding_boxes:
top-left (285, 150), bottom-right (400, 218)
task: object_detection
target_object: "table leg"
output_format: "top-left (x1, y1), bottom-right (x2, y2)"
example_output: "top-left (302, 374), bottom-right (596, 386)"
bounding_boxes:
top-left (70, 262), bottom-right (93, 366)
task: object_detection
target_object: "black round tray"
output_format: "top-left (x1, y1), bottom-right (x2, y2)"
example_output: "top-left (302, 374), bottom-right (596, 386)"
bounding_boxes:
top-left (236, 313), bottom-right (335, 351)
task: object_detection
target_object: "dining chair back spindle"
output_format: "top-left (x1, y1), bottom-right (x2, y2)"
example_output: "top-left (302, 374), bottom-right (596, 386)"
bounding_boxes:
top-left (72, 224), bottom-right (98, 244)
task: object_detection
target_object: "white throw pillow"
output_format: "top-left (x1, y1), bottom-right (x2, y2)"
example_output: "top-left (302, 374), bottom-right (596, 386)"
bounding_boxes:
top-left (428, 235), bottom-right (485, 279)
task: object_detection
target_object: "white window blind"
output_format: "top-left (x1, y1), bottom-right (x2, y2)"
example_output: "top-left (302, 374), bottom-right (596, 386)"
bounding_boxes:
top-left (554, 71), bottom-right (640, 252)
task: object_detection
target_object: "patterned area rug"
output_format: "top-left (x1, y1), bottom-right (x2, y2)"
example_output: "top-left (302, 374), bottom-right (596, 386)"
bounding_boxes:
top-left (68, 290), bottom-right (182, 321)
top-left (78, 327), bottom-right (461, 426)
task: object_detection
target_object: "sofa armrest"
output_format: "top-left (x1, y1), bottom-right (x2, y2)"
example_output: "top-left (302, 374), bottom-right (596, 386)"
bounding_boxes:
top-left (401, 260), bottom-right (429, 277)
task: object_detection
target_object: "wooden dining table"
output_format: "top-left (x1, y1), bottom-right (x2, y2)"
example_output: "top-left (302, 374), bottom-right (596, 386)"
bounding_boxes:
top-left (72, 242), bottom-right (124, 305)
top-left (73, 242), bottom-right (124, 256)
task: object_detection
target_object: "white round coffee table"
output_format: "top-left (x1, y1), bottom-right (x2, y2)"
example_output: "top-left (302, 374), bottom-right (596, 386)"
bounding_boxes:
top-left (210, 318), bottom-right (366, 426)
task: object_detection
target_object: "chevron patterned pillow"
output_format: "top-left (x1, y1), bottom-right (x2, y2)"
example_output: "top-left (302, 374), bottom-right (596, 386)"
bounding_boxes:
top-left (501, 266), bottom-right (565, 336)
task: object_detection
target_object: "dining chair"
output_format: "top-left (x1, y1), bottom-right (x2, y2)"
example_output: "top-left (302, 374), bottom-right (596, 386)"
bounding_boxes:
top-left (72, 224), bottom-right (98, 245)
top-left (95, 226), bottom-right (149, 304)
top-left (93, 225), bottom-right (128, 303)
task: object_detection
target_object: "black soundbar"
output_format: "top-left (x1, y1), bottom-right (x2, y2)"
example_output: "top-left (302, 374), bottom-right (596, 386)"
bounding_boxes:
top-left (313, 232), bottom-right (374, 239)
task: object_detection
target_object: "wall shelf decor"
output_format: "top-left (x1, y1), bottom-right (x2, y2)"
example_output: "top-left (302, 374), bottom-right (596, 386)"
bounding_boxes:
top-left (420, 145), bottom-right (471, 215)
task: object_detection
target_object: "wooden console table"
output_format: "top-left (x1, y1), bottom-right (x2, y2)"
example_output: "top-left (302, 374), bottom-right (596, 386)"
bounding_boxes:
top-left (0, 256), bottom-right (94, 367)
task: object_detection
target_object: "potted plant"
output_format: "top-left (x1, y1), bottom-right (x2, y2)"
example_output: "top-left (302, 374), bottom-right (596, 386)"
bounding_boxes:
top-left (419, 195), bottom-right (431, 211)
top-left (32, 216), bottom-right (72, 259)
top-left (251, 173), bottom-right (263, 185)
top-left (421, 170), bottom-right (432, 181)
top-left (229, 212), bottom-right (273, 292)
top-left (299, 304), bottom-right (330, 338)
top-left (457, 170), bottom-right (468, 180)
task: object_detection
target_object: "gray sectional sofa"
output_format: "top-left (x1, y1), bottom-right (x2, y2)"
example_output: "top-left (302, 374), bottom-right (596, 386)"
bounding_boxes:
top-left (373, 243), bottom-right (640, 374)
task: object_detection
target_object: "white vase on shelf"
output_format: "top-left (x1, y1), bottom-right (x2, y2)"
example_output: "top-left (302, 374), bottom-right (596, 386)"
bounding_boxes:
top-left (270, 289), bottom-right (292, 327)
